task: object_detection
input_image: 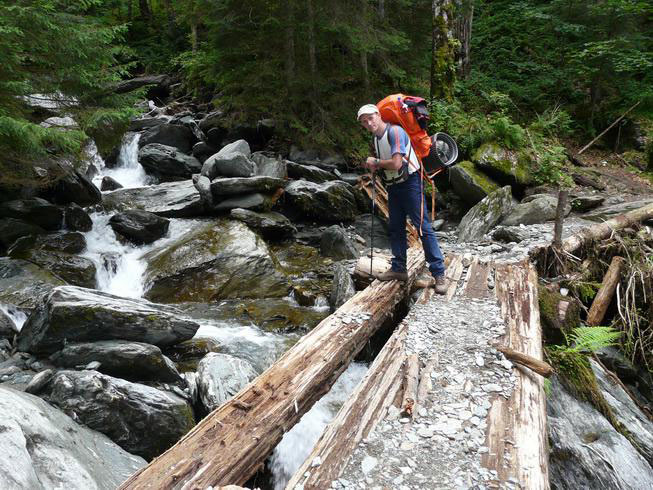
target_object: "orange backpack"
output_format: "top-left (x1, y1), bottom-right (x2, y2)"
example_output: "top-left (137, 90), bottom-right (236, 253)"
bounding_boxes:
top-left (376, 94), bottom-right (432, 160)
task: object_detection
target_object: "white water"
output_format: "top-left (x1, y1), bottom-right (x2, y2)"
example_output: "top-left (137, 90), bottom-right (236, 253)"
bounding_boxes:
top-left (0, 304), bottom-right (28, 332)
top-left (92, 132), bottom-right (150, 189)
top-left (269, 363), bottom-right (368, 489)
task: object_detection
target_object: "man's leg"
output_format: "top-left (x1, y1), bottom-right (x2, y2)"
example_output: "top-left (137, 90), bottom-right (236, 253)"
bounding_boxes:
top-left (387, 186), bottom-right (408, 273)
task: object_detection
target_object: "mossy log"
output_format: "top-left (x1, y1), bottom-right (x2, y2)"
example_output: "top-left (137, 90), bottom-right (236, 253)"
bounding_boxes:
top-left (119, 249), bottom-right (425, 489)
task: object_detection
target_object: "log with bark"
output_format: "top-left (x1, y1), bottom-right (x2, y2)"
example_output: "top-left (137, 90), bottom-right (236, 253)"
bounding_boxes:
top-left (119, 249), bottom-right (425, 490)
top-left (400, 354), bottom-right (420, 417)
top-left (493, 345), bottom-right (553, 378)
top-left (587, 256), bottom-right (625, 326)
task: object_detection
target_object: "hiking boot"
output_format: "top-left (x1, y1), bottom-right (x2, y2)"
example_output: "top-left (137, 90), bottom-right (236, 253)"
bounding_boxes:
top-left (377, 269), bottom-right (408, 282)
top-left (434, 275), bottom-right (447, 295)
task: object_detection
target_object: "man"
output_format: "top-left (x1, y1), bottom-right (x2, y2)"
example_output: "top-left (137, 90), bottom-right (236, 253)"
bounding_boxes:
top-left (357, 103), bottom-right (447, 294)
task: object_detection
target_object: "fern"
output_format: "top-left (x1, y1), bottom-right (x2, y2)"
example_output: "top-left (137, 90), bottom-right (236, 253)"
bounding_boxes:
top-left (565, 326), bottom-right (621, 354)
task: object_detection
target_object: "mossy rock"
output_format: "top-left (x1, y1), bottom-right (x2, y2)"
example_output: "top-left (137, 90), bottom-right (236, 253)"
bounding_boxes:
top-left (473, 143), bottom-right (533, 188)
top-left (538, 285), bottom-right (581, 344)
top-left (448, 160), bottom-right (500, 206)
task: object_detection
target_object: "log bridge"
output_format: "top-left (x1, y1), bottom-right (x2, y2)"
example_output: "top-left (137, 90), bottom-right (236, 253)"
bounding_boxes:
top-left (120, 190), bottom-right (653, 489)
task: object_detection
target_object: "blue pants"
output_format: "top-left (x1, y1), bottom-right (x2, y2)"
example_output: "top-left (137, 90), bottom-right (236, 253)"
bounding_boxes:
top-left (387, 172), bottom-right (446, 277)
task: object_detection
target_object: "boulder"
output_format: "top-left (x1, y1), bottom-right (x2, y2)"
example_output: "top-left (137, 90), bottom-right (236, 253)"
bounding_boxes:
top-left (102, 180), bottom-right (203, 218)
top-left (165, 337), bottom-right (223, 373)
top-left (205, 127), bottom-right (227, 147)
top-left (138, 123), bottom-right (196, 154)
top-left (114, 74), bottom-right (171, 96)
top-left (201, 140), bottom-right (255, 179)
top-left (40, 116), bottom-right (78, 129)
top-left (284, 180), bottom-right (358, 223)
top-left (64, 203), bottom-right (93, 232)
top-left (0, 309), bottom-right (17, 339)
top-left (9, 249), bottom-right (96, 288)
top-left (229, 208), bottom-right (296, 239)
top-left (501, 194), bottom-right (570, 226)
top-left (108, 210), bottom-right (170, 245)
top-left (169, 114), bottom-right (204, 142)
top-left (9, 231), bottom-right (86, 256)
top-left (0, 198), bottom-right (63, 231)
top-left (17, 285), bottom-right (200, 354)
top-left (210, 176), bottom-right (286, 200)
top-left (583, 198), bottom-right (653, 222)
top-left (286, 161), bottom-right (335, 183)
top-left (448, 161), bottom-right (501, 206)
top-left (192, 174), bottom-right (213, 210)
top-left (0, 386), bottom-right (145, 489)
top-left (46, 370), bottom-right (195, 460)
top-left (39, 165), bottom-right (102, 206)
top-left (330, 262), bottom-right (356, 311)
top-left (192, 141), bottom-right (217, 164)
top-left (252, 152), bottom-right (288, 179)
top-left (198, 110), bottom-right (225, 133)
top-left (570, 195), bottom-right (605, 213)
top-left (50, 340), bottom-right (182, 384)
top-left (138, 143), bottom-right (202, 181)
top-left (320, 225), bottom-right (358, 260)
top-left (143, 220), bottom-right (289, 302)
top-left (457, 186), bottom-right (514, 243)
top-left (0, 258), bottom-right (65, 309)
top-left (472, 143), bottom-right (533, 188)
top-left (213, 193), bottom-right (277, 212)
top-left (196, 352), bottom-right (257, 412)
top-left (128, 116), bottom-right (169, 132)
top-left (490, 226), bottom-right (525, 243)
top-left (0, 218), bottom-right (46, 252)
top-left (101, 176), bottom-right (123, 191)
top-left (353, 214), bottom-right (390, 250)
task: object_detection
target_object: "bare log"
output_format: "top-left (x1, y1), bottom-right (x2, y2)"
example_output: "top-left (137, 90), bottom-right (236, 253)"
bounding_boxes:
top-left (286, 322), bottom-right (409, 490)
top-left (354, 254), bottom-right (391, 281)
top-left (119, 250), bottom-right (425, 489)
top-left (401, 354), bottom-right (420, 417)
top-left (553, 189), bottom-right (569, 248)
top-left (416, 354), bottom-right (438, 409)
top-left (587, 256), bottom-right (625, 326)
top-left (578, 101), bottom-right (640, 155)
top-left (494, 345), bottom-right (553, 378)
top-left (485, 260), bottom-right (549, 489)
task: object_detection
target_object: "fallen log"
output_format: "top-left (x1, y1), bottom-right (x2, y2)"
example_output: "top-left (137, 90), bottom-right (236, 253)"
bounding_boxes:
top-left (587, 256), bottom-right (625, 326)
top-left (119, 249), bottom-right (425, 490)
top-left (400, 354), bottom-right (420, 417)
top-left (286, 321), bottom-right (409, 490)
top-left (494, 345), bottom-right (553, 378)
top-left (485, 260), bottom-right (548, 489)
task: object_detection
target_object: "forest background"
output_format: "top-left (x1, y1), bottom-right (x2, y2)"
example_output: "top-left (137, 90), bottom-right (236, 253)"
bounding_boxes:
top-left (1, 0), bottom-right (652, 189)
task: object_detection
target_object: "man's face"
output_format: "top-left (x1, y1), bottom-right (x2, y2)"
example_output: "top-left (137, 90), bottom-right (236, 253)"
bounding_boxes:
top-left (359, 112), bottom-right (382, 133)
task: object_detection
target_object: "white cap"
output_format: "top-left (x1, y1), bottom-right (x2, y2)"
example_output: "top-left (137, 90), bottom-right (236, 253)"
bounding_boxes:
top-left (357, 104), bottom-right (379, 120)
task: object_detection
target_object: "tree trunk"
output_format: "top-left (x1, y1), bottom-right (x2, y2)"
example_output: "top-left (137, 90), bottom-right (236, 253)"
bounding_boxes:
top-left (284, 1), bottom-right (296, 90)
top-left (378, 0), bottom-right (385, 19)
top-left (587, 256), bottom-right (625, 326)
top-left (139, 0), bottom-right (151, 20)
top-left (361, 50), bottom-right (370, 98)
top-left (119, 250), bottom-right (426, 489)
top-left (307, 0), bottom-right (318, 102)
top-left (190, 20), bottom-right (198, 53)
top-left (430, 0), bottom-right (456, 101)
top-left (454, 1), bottom-right (473, 78)
top-left (552, 189), bottom-right (569, 248)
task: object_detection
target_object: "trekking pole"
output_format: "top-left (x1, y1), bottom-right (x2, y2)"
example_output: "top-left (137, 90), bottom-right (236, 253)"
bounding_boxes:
top-left (370, 169), bottom-right (376, 279)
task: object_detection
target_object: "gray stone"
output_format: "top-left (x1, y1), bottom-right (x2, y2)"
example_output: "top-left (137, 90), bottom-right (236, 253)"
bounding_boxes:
top-left (448, 161), bottom-right (500, 206)
top-left (287, 161), bottom-right (335, 183)
top-left (138, 123), bottom-right (196, 154)
top-left (128, 116), bottom-right (169, 132)
top-left (457, 186), bottom-right (514, 243)
top-left (201, 140), bottom-right (255, 179)
top-left (24, 368), bottom-right (54, 394)
top-left (490, 226), bottom-right (524, 243)
top-left (192, 174), bottom-right (214, 209)
top-left (40, 116), bottom-right (78, 129)
top-left (0, 309), bottom-right (17, 339)
top-left (0, 198), bottom-right (63, 231)
top-left (473, 143), bottom-right (533, 188)
top-left (102, 180), bottom-right (203, 218)
top-left (252, 152), bottom-right (288, 179)
top-left (213, 193), bottom-right (273, 212)
top-left (570, 195), bottom-right (605, 213)
top-left (353, 214), bottom-right (390, 250)
top-left (196, 352), bottom-right (257, 412)
top-left (501, 194), bottom-right (569, 226)
top-left (0, 218), bottom-right (46, 251)
top-left (64, 203), bottom-right (93, 232)
top-left (45, 370), bottom-right (195, 460)
top-left (101, 176), bottom-right (123, 191)
top-left (284, 180), bottom-right (358, 223)
top-left (17, 286), bottom-right (200, 354)
top-left (210, 176), bottom-right (286, 199)
top-left (192, 141), bottom-right (217, 164)
top-left (0, 386), bottom-right (145, 489)
top-left (583, 198), bottom-right (653, 222)
top-left (109, 210), bottom-right (170, 245)
top-left (0, 258), bottom-right (65, 309)
top-left (229, 208), bottom-right (296, 239)
top-left (39, 163), bottom-right (102, 207)
top-left (8, 249), bottom-right (96, 288)
top-left (320, 225), bottom-right (358, 260)
top-left (138, 143), bottom-right (202, 181)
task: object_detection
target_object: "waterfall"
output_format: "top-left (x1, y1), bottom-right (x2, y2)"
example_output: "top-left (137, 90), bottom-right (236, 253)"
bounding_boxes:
top-left (0, 304), bottom-right (28, 332)
top-left (92, 132), bottom-right (150, 189)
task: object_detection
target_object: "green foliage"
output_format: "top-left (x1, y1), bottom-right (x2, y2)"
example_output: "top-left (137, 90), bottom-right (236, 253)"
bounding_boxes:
top-left (565, 326), bottom-right (622, 354)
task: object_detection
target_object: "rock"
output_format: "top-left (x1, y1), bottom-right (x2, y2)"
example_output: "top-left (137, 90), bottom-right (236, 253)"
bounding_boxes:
top-left (0, 258), bottom-right (65, 309)
top-left (473, 143), bottom-right (533, 188)
top-left (138, 123), bottom-right (196, 154)
top-left (252, 152), bottom-right (288, 179)
top-left (101, 176), bottom-right (123, 191)
top-left (210, 176), bottom-right (286, 199)
top-left (128, 116), bottom-right (169, 132)
top-left (24, 368), bottom-right (54, 394)
top-left (340, 172), bottom-right (362, 186)
top-left (583, 198), bottom-right (653, 222)
top-left (0, 218), bottom-right (46, 252)
top-left (457, 186), bottom-right (514, 243)
top-left (320, 225), bottom-right (358, 260)
top-left (201, 140), bottom-right (255, 179)
top-left (196, 352), bottom-right (257, 412)
top-left (0, 309), bottom-right (17, 339)
top-left (169, 114), bottom-right (204, 142)
top-left (205, 127), bottom-right (227, 147)
top-left (490, 226), bottom-right (525, 243)
top-left (198, 110), bottom-right (225, 133)
top-left (192, 173), bottom-right (214, 210)
top-left (353, 214), bottom-right (390, 250)
top-left (548, 377), bottom-right (653, 489)
top-left (501, 194), bottom-right (569, 226)
top-left (102, 180), bottom-right (203, 218)
top-left (138, 143), bottom-right (202, 181)
top-left (9, 249), bottom-right (96, 288)
top-left (9, 231), bottom-right (86, 256)
top-left (570, 194), bottom-right (605, 213)
top-left (213, 193), bottom-right (276, 213)
top-left (0, 386), bottom-right (145, 489)
top-left (192, 141), bottom-right (217, 164)
top-left (361, 456), bottom-right (378, 475)
top-left (448, 161), bottom-right (500, 206)
top-left (165, 337), bottom-right (223, 373)
top-left (39, 164), bottom-right (102, 206)
top-left (287, 161), bottom-right (335, 183)
top-left (229, 208), bottom-right (296, 239)
top-left (50, 340), bottom-right (182, 383)
top-left (114, 74), bottom-right (171, 96)
top-left (45, 370), bottom-right (195, 460)
top-left (64, 203), bottom-right (93, 232)
top-left (109, 210), bottom-right (170, 245)
top-left (0, 198), bottom-right (63, 231)
top-left (572, 172), bottom-right (606, 191)
top-left (40, 116), bottom-right (78, 129)
top-left (330, 262), bottom-right (356, 311)
top-left (143, 219), bottom-right (289, 302)
top-left (17, 285), bottom-right (200, 354)
top-left (284, 180), bottom-right (358, 223)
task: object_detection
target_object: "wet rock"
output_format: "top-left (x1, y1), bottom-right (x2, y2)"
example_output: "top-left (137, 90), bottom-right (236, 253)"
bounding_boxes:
top-left (284, 180), bottom-right (358, 223)
top-left (252, 152), bottom-right (288, 179)
top-left (11, 249), bottom-right (96, 288)
top-left (287, 161), bottom-right (334, 183)
top-left (50, 340), bottom-right (182, 383)
top-left (45, 370), bottom-right (195, 460)
top-left (548, 376), bottom-right (653, 489)
top-left (192, 141), bottom-right (216, 164)
top-left (39, 165), bottom-right (102, 207)
top-left (0, 218), bottom-right (46, 252)
top-left (570, 195), bottom-right (605, 213)
top-left (138, 123), bottom-right (196, 154)
top-left (128, 116), bottom-right (169, 132)
top-left (353, 214), bottom-right (390, 250)
top-left (201, 140), bottom-right (255, 179)
top-left (101, 176), bottom-right (123, 191)
top-left (165, 337), bottom-right (223, 373)
top-left (17, 285), bottom-right (200, 354)
top-left (143, 219), bottom-right (289, 302)
top-left (192, 174), bottom-right (213, 210)
top-left (109, 210), bottom-right (170, 245)
top-left (501, 194), bottom-right (569, 226)
top-left (0, 258), bottom-right (65, 309)
top-left (102, 180), bottom-right (203, 218)
top-left (210, 176), bottom-right (286, 200)
top-left (9, 231), bottom-right (86, 256)
top-left (448, 161), bottom-right (500, 206)
top-left (24, 368), bottom-right (54, 394)
top-left (138, 143), bottom-right (202, 181)
top-left (64, 203), bottom-right (93, 232)
top-left (457, 186), bottom-right (514, 243)
top-left (320, 225), bottom-right (358, 260)
top-left (330, 262), bottom-right (356, 311)
top-left (0, 309), bottom-right (17, 339)
top-left (473, 143), bottom-right (533, 188)
top-left (196, 352), bottom-right (257, 412)
top-left (0, 386), bottom-right (145, 489)
top-left (213, 193), bottom-right (277, 212)
top-left (0, 198), bottom-right (63, 231)
top-left (229, 208), bottom-right (296, 239)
